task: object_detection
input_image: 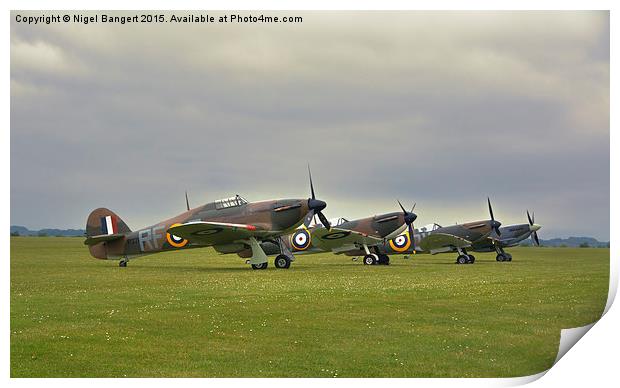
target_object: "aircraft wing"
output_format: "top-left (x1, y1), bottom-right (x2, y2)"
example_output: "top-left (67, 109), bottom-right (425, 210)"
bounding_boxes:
top-left (419, 233), bottom-right (472, 254)
top-left (167, 221), bottom-right (270, 245)
top-left (311, 227), bottom-right (383, 253)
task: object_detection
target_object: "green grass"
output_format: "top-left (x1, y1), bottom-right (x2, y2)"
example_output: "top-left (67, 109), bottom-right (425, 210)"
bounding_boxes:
top-left (10, 237), bottom-right (608, 377)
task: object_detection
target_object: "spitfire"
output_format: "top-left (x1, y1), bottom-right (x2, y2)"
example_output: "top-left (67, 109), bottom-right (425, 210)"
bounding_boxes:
top-left (84, 167), bottom-right (329, 270)
top-left (379, 200), bottom-right (542, 264)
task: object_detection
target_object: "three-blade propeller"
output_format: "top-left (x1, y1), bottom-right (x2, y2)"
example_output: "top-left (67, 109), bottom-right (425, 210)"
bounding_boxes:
top-left (527, 210), bottom-right (540, 246)
top-left (488, 197), bottom-right (502, 238)
top-left (398, 200), bottom-right (418, 251)
top-left (304, 166), bottom-right (330, 230)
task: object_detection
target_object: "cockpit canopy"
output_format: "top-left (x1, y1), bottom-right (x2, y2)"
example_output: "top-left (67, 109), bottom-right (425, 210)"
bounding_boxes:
top-left (306, 217), bottom-right (349, 228)
top-left (328, 217), bottom-right (349, 227)
top-left (416, 223), bottom-right (442, 233)
top-left (214, 195), bottom-right (248, 210)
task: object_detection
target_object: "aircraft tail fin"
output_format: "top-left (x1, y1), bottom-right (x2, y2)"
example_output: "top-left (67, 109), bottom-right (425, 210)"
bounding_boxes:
top-left (86, 208), bottom-right (132, 237)
top-left (85, 208), bottom-right (131, 259)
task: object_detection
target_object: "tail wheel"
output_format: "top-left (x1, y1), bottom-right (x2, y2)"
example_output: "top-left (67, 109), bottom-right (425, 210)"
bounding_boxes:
top-left (274, 255), bottom-right (291, 269)
top-left (363, 254), bottom-right (378, 265)
top-left (251, 262), bottom-right (268, 270)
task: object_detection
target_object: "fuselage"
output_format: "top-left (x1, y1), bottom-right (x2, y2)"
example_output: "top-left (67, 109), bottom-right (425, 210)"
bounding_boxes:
top-left (87, 197), bottom-right (311, 259)
top-left (255, 212), bottom-right (408, 257)
top-left (469, 223), bottom-right (539, 252)
top-left (339, 219), bottom-right (497, 256)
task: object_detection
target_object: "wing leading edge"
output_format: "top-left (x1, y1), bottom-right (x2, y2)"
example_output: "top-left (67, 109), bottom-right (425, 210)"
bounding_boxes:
top-left (311, 227), bottom-right (383, 253)
top-left (167, 221), bottom-right (273, 245)
top-left (418, 233), bottom-right (472, 254)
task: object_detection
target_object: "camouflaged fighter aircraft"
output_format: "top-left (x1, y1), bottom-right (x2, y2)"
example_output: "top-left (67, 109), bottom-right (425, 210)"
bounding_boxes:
top-left (340, 198), bottom-right (505, 264)
top-left (373, 203), bottom-right (541, 263)
top-left (84, 168), bottom-right (330, 269)
top-left (465, 210), bottom-right (542, 261)
top-left (256, 201), bottom-right (418, 265)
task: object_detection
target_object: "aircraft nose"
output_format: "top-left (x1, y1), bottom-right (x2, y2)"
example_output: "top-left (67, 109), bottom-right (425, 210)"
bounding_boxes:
top-left (530, 223), bottom-right (542, 232)
top-left (405, 212), bottom-right (417, 225)
top-left (308, 198), bottom-right (327, 212)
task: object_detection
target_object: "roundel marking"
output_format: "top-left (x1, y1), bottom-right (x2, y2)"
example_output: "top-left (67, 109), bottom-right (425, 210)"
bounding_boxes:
top-left (166, 223), bottom-right (189, 248)
top-left (194, 227), bottom-right (223, 236)
top-left (321, 231), bottom-right (352, 240)
top-left (389, 233), bottom-right (411, 252)
top-left (291, 229), bottom-right (311, 251)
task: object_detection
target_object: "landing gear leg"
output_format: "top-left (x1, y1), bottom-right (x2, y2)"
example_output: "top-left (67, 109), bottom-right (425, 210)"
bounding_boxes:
top-left (362, 244), bottom-right (378, 265)
top-left (247, 237), bottom-right (269, 270)
top-left (274, 236), bottom-right (295, 269)
top-left (456, 248), bottom-right (473, 264)
top-left (495, 246), bottom-right (512, 262)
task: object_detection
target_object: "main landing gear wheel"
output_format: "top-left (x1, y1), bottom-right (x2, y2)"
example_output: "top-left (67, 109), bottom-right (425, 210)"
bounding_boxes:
top-left (119, 259), bottom-right (128, 267)
top-left (496, 253), bottom-right (512, 262)
top-left (378, 254), bottom-right (390, 265)
top-left (274, 254), bottom-right (291, 269)
top-left (457, 255), bottom-right (469, 265)
top-left (251, 262), bottom-right (268, 270)
top-left (363, 254), bottom-right (378, 265)
top-left (468, 255), bottom-right (476, 264)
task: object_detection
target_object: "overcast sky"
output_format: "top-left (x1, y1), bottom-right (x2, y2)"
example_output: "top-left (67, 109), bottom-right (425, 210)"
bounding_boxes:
top-left (11, 11), bottom-right (609, 240)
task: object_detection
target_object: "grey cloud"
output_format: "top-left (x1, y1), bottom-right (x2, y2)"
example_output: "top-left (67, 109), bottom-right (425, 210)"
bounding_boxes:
top-left (11, 11), bottom-right (609, 240)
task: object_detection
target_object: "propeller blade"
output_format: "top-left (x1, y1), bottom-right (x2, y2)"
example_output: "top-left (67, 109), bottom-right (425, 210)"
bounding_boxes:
top-left (532, 231), bottom-right (540, 246)
top-left (411, 203), bottom-right (416, 212)
top-left (317, 211), bottom-right (331, 230)
top-left (527, 210), bottom-right (533, 226)
top-left (185, 191), bottom-right (190, 211)
top-left (532, 212), bottom-right (535, 224)
top-left (303, 209), bottom-right (315, 228)
top-left (397, 200), bottom-right (406, 213)
top-left (488, 197), bottom-right (495, 221)
top-left (308, 164), bottom-right (316, 200)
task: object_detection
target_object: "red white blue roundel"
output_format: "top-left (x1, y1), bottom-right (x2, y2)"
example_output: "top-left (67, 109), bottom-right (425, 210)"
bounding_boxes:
top-left (389, 233), bottom-right (411, 252)
top-left (291, 229), bottom-right (311, 250)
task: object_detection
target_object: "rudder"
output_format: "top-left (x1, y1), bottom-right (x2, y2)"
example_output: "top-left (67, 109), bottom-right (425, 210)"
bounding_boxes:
top-left (86, 208), bottom-right (131, 237)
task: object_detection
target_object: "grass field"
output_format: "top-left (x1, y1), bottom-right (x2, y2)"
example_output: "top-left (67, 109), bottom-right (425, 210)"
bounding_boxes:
top-left (10, 237), bottom-right (609, 377)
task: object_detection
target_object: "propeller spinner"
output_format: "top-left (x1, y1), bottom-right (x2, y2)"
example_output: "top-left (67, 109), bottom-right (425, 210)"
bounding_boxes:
top-left (527, 210), bottom-right (541, 246)
top-left (398, 200), bottom-right (418, 251)
top-left (304, 166), bottom-right (330, 230)
top-left (487, 197), bottom-right (502, 238)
